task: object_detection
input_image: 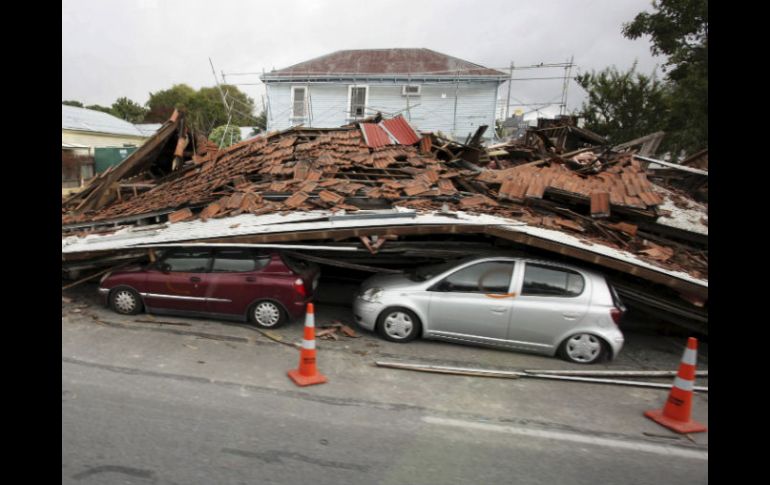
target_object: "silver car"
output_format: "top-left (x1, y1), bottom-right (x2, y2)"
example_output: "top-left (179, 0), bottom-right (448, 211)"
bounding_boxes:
top-left (353, 256), bottom-right (625, 364)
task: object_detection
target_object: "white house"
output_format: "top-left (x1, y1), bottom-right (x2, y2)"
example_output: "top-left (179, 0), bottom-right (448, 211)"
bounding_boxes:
top-left (261, 48), bottom-right (507, 141)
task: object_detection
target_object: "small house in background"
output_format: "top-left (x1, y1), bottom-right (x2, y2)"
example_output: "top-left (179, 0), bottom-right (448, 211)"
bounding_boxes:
top-left (62, 105), bottom-right (150, 194)
top-left (261, 48), bottom-right (507, 142)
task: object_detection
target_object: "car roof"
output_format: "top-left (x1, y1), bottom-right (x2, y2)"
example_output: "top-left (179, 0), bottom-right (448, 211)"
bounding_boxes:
top-left (450, 254), bottom-right (602, 279)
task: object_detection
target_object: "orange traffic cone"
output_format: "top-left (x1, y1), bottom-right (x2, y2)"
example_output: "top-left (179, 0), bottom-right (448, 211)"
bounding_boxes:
top-left (288, 303), bottom-right (328, 387)
top-left (644, 337), bottom-right (707, 434)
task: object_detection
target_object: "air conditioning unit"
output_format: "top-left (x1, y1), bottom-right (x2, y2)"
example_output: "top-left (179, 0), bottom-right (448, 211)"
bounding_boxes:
top-left (402, 85), bottom-right (421, 96)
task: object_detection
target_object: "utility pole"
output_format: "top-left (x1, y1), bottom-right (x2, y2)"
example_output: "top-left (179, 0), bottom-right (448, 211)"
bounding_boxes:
top-left (209, 58), bottom-right (231, 113)
top-left (452, 70), bottom-right (460, 137)
top-left (505, 61), bottom-right (513, 121)
top-left (560, 55), bottom-right (574, 116)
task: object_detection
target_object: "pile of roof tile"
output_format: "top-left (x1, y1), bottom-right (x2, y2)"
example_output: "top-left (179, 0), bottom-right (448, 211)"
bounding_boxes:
top-left (61, 112), bottom-right (707, 279)
top-left (62, 118), bottom-right (482, 224)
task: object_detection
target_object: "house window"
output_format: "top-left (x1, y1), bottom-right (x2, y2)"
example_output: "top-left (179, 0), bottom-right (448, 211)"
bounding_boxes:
top-left (291, 86), bottom-right (307, 119)
top-left (349, 86), bottom-right (368, 118)
top-left (402, 85), bottom-right (421, 96)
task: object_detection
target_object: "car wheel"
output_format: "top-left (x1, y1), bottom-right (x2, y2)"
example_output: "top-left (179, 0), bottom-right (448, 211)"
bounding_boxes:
top-left (250, 301), bottom-right (286, 329)
top-left (559, 333), bottom-right (607, 364)
top-left (110, 288), bottom-right (143, 315)
top-left (377, 308), bottom-right (421, 343)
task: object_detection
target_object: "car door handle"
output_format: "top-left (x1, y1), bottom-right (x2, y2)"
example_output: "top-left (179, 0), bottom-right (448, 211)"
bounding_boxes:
top-left (562, 312), bottom-right (579, 319)
top-left (490, 306), bottom-right (507, 313)
top-left (190, 277), bottom-right (201, 283)
top-left (245, 276), bottom-right (256, 282)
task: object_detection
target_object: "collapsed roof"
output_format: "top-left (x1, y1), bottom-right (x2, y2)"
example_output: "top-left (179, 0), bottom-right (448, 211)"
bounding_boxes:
top-left (62, 111), bottom-right (708, 329)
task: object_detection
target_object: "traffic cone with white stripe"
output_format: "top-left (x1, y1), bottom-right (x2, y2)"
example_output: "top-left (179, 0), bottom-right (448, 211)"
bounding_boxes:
top-left (288, 303), bottom-right (328, 387)
top-left (644, 337), bottom-right (707, 434)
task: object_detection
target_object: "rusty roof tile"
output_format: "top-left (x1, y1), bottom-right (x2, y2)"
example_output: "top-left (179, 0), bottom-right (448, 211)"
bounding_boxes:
top-left (283, 192), bottom-right (309, 209)
top-left (168, 208), bottom-right (194, 223)
top-left (590, 192), bottom-right (610, 217)
top-left (606, 222), bottom-right (638, 237)
top-left (403, 181), bottom-right (432, 196)
top-left (200, 201), bottom-right (222, 220)
top-left (225, 193), bottom-right (245, 209)
top-left (319, 190), bottom-right (345, 204)
top-left (555, 218), bottom-right (585, 232)
top-left (525, 177), bottom-right (546, 199)
top-left (298, 181), bottom-right (318, 193)
top-left (437, 179), bottom-right (457, 195)
top-left (459, 194), bottom-right (498, 208)
top-left (499, 180), bottom-right (527, 201)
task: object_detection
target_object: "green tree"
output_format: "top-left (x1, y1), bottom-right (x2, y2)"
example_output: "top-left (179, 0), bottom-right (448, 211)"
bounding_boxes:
top-left (111, 97), bottom-right (148, 123)
top-left (146, 84), bottom-right (256, 136)
top-left (209, 124), bottom-right (241, 148)
top-left (576, 64), bottom-right (671, 151)
top-left (145, 84), bottom-right (196, 123)
top-left (62, 100), bottom-right (83, 107)
top-left (623, 0), bottom-right (707, 157)
top-left (85, 104), bottom-right (113, 114)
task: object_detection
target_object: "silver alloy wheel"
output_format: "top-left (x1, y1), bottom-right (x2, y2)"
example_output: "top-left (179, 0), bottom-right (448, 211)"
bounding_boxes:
top-left (253, 302), bottom-right (281, 327)
top-left (565, 334), bottom-right (602, 363)
top-left (113, 290), bottom-right (137, 314)
top-left (383, 311), bottom-right (413, 339)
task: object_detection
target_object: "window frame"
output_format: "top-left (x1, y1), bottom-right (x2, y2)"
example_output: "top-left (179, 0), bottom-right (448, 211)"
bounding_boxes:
top-left (429, 260), bottom-right (516, 295)
top-left (210, 249), bottom-right (270, 274)
top-left (347, 85), bottom-right (369, 119)
top-left (158, 248), bottom-right (213, 273)
top-left (290, 86), bottom-right (308, 120)
top-left (401, 84), bottom-right (421, 96)
top-left (520, 262), bottom-right (586, 298)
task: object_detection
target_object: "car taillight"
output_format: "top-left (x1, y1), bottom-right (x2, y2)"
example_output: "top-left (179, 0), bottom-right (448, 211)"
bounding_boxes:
top-left (610, 308), bottom-right (623, 326)
top-left (293, 278), bottom-right (307, 297)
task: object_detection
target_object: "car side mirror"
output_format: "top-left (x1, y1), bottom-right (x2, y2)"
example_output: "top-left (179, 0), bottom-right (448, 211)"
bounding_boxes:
top-left (159, 263), bottom-right (171, 273)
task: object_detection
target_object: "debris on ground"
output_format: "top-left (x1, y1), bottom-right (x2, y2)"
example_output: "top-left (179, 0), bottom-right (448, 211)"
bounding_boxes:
top-left (316, 321), bottom-right (360, 340)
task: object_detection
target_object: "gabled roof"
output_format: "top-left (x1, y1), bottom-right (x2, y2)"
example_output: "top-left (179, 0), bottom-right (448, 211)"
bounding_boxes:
top-left (62, 105), bottom-right (145, 137)
top-left (262, 48), bottom-right (507, 80)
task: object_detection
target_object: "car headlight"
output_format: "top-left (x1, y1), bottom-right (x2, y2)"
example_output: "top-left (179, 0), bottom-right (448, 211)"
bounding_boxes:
top-left (360, 287), bottom-right (383, 303)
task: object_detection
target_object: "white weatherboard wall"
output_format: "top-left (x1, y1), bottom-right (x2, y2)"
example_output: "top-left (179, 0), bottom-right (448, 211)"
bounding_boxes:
top-left (266, 81), bottom-right (499, 141)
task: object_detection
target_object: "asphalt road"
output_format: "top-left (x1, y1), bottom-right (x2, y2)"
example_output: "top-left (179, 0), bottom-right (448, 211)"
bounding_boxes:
top-left (63, 357), bottom-right (707, 485)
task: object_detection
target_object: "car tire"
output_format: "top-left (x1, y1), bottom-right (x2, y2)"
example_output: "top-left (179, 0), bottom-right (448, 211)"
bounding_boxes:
top-left (249, 300), bottom-right (287, 329)
top-left (109, 287), bottom-right (143, 315)
top-left (376, 307), bottom-right (421, 343)
top-left (559, 333), bottom-right (608, 364)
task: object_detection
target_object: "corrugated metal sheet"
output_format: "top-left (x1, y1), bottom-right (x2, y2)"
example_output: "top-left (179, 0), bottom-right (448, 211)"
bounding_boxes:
top-left (62, 105), bottom-right (145, 137)
top-left (264, 49), bottom-right (507, 79)
top-left (361, 123), bottom-right (393, 148)
top-left (60, 209), bottom-right (707, 289)
top-left (381, 116), bottom-right (420, 145)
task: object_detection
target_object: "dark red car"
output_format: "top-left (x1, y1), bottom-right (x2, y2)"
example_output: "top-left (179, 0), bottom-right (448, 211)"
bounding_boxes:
top-left (98, 248), bottom-right (320, 328)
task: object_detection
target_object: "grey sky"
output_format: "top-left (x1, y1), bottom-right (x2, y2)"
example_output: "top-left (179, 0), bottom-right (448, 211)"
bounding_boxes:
top-left (62, 0), bottom-right (663, 120)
